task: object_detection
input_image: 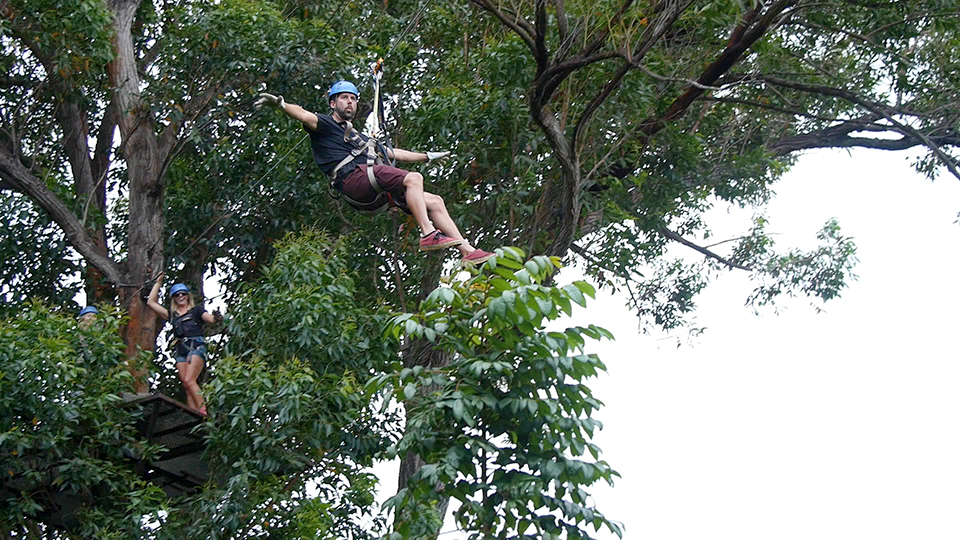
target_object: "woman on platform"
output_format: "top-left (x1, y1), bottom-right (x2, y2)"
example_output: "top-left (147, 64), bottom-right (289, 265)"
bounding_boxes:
top-left (147, 272), bottom-right (215, 415)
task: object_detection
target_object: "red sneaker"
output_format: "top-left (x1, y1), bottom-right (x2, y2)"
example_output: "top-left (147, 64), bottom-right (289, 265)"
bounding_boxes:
top-left (197, 405), bottom-right (208, 416)
top-left (419, 230), bottom-right (463, 251)
top-left (462, 249), bottom-right (493, 265)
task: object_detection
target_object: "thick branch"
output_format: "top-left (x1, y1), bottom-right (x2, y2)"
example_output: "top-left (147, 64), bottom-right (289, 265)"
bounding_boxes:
top-left (707, 95), bottom-right (954, 154)
top-left (55, 101), bottom-right (98, 202)
top-left (536, 51), bottom-right (624, 108)
top-left (659, 228), bottom-right (750, 271)
top-left (634, 0), bottom-right (797, 139)
top-left (727, 2), bottom-right (761, 45)
top-left (771, 127), bottom-right (960, 155)
top-left (467, 0), bottom-right (536, 54)
top-left (0, 146), bottom-right (123, 284)
top-left (553, 0), bottom-right (569, 44)
top-left (92, 100), bottom-right (118, 184)
top-left (534, 0), bottom-right (549, 77)
top-left (760, 75), bottom-right (960, 179)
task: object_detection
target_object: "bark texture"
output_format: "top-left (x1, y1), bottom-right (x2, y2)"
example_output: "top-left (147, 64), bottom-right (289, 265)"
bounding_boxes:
top-left (108, 0), bottom-right (165, 392)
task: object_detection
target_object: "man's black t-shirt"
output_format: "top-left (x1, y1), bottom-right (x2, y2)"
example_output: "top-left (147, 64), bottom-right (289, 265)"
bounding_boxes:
top-left (307, 113), bottom-right (370, 179)
top-left (172, 305), bottom-right (205, 338)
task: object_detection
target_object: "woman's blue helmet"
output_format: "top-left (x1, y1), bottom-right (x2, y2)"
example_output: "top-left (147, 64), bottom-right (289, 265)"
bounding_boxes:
top-left (328, 80), bottom-right (359, 101)
top-left (170, 283), bottom-right (190, 296)
top-left (78, 306), bottom-right (99, 317)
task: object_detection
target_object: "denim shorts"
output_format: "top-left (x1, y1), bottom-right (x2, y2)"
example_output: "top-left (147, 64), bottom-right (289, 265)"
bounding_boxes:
top-left (175, 337), bottom-right (206, 363)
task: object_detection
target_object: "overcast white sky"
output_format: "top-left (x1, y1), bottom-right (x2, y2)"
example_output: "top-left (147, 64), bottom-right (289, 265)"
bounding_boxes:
top-left (563, 147), bottom-right (960, 540)
top-left (374, 147), bottom-right (960, 539)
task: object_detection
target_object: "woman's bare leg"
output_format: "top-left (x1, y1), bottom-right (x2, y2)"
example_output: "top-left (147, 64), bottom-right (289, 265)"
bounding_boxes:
top-left (177, 356), bottom-right (205, 410)
top-left (177, 362), bottom-right (198, 409)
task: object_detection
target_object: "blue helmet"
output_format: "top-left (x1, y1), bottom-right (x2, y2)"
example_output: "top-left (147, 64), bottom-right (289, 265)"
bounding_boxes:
top-left (328, 80), bottom-right (359, 101)
top-left (78, 306), bottom-right (99, 317)
top-left (170, 283), bottom-right (190, 296)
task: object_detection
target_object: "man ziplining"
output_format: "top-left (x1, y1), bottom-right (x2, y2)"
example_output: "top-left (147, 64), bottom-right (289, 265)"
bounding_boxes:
top-left (256, 81), bottom-right (493, 265)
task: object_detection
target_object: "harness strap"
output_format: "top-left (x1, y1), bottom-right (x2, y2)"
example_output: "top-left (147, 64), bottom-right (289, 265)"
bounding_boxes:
top-left (331, 147), bottom-right (364, 179)
top-left (330, 120), bottom-right (388, 208)
top-left (339, 189), bottom-right (391, 213)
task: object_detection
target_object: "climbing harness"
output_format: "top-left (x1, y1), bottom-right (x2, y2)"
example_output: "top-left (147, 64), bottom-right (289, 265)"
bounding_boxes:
top-left (330, 119), bottom-right (389, 211)
top-left (92, 0), bottom-right (430, 293)
top-left (328, 59), bottom-right (397, 213)
top-left (171, 336), bottom-right (206, 364)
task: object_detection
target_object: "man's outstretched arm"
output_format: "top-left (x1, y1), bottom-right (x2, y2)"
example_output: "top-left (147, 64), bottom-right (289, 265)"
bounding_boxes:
top-left (389, 148), bottom-right (449, 162)
top-left (256, 93), bottom-right (318, 131)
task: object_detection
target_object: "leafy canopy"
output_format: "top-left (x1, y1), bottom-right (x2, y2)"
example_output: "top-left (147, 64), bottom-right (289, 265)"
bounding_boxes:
top-left (373, 248), bottom-right (621, 540)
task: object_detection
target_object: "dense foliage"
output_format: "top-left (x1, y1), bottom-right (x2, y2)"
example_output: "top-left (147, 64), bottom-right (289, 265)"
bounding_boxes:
top-left (0, 304), bottom-right (165, 537)
top-left (0, 237), bottom-right (619, 539)
top-left (375, 248), bottom-right (620, 539)
top-left (2, 0), bottom-right (958, 537)
top-left (154, 231), bottom-right (399, 539)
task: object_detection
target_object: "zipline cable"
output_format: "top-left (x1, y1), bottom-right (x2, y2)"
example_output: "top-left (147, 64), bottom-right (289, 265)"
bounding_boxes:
top-left (383, 0), bottom-right (432, 62)
top-left (168, 133), bottom-right (310, 268)
top-left (129, 0), bottom-right (430, 291)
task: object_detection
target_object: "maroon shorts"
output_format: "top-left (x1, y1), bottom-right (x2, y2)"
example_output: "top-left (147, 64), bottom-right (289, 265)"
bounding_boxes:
top-left (340, 164), bottom-right (411, 213)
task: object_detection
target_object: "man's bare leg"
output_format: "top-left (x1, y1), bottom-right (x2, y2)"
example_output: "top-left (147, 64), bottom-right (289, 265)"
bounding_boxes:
top-left (404, 172), bottom-right (479, 254)
top-left (402, 172), bottom-right (434, 235)
top-left (423, 192), bottom-right (478, 255)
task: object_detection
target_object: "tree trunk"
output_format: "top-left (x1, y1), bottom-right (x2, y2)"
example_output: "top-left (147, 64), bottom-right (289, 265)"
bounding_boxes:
top-left (108, 0), bottom-right (166, 393)
top-left (57, 100), bottom-right (112, 305)
top-left (528, 103), bottom-right (582, 259)
top-left (397, 336), bottom-right (452, 538)
top-left (394, 259), bottom-right (452, 537)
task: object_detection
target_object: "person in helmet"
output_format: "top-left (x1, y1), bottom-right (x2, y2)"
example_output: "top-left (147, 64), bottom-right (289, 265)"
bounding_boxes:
top-left (147, 272), bottom-right (215, 414)
top-left (78, 305), bottom-right (99, 328)
top-left (255, 82), bottom-right (493, 265)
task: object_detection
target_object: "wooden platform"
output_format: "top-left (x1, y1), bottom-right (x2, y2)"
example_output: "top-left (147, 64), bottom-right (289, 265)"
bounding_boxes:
top-left (2, 393), bottom-right (210, 532)
top-left (123, 392), bottom-right (209, 498)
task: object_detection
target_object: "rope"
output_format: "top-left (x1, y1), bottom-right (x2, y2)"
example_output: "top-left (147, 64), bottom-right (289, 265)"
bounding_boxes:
top-left (125, 0), bottom-right (426, 291)
top-left (367, 0), bottom-right (433, 168)
top-left (122, 131), bottom-right (309, 292)
top-left (383, 0), bottom-right (432, 62)
top-left (170, 133), bottom-right (310, 265)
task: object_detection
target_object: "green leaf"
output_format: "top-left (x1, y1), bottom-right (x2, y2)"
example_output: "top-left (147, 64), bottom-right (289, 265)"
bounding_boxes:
top-left (490, 277), bottom-right (512, 291)
top-left (404, 318), bottom-right (420, 336)
top-left (573, 280), bottom-right (596, 298)
top-left (493, 267), bottom-right (519, 281)
top-left (439, 287), bottom-right (456, 305)
top-left (563, 284), bottom-right (587, 307)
